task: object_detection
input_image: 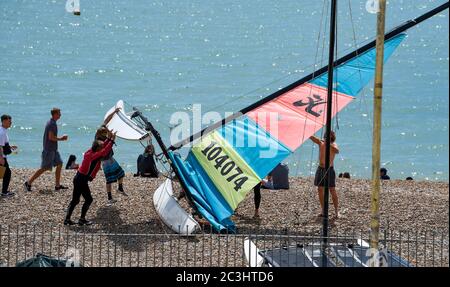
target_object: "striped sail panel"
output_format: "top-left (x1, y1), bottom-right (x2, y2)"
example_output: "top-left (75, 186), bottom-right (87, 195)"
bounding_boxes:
top-left (247, 83), bottom-right (354, 150)
top-left (173, 33), bottom-right (406, 232)
top-left (191, 131), bottom-right (261, 210)
top-left (186, 152), bottom-right (235, 220)
top-left (310, 33), bottom-right (406, 96)
top-left (219, 115), bottom-right (292, 178)
top-left (169, 151), bottom-right (235, 231)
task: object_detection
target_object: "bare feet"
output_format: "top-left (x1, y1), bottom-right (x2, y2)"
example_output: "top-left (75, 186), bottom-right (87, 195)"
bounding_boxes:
top-left (253, 208), bottom-right (260, 219)
top-left (334, 210), bottom-right (339, 219)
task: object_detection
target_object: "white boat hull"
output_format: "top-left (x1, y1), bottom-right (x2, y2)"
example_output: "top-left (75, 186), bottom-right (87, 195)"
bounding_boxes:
top-left (153, 179), bottom-right (200, 235)
top-left (243, 238), bottom-right (266, 267)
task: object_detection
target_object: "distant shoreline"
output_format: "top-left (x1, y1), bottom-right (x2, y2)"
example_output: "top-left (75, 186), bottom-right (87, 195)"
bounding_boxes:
top-left (7, 167), bottom-right (450, 184)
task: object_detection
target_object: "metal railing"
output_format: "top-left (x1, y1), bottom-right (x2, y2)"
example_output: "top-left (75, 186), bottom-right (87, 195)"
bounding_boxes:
top-left (0, 224), bottom-right (448, 267)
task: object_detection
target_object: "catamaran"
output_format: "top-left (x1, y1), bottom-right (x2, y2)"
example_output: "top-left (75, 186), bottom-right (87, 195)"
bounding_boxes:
top-left (104, 2), bottom-right (449, 244)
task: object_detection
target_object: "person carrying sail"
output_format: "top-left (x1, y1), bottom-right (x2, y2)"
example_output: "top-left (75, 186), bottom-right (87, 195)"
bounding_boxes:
top-left (64, 130), bottom-right (117, 226)
top-left (310, 131), bottom-right (340, 219)
top-left (95, 107), bottom-right (127, 206)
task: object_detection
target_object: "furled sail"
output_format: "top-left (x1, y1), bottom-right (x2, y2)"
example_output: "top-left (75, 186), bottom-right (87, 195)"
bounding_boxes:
top-left (168, 34), bottom-right (406, 232)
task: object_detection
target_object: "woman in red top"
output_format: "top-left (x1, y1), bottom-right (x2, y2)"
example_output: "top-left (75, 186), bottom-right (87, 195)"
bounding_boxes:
top-left (64, 131), bottom-right (116, 226)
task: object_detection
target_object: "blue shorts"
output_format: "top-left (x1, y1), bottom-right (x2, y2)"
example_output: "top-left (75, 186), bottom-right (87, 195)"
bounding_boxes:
top-left (41, 150), bottom-right (63, 169)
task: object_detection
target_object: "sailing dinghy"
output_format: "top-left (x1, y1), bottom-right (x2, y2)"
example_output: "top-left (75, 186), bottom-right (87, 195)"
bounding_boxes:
top-left (106, 3), bottom-right (449, 235)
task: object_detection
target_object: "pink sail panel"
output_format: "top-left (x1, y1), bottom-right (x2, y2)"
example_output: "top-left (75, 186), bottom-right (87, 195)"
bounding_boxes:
top-left (246, 101), bottom-right (321, 151)
top-left (247, 83), bottom-right (354, 151)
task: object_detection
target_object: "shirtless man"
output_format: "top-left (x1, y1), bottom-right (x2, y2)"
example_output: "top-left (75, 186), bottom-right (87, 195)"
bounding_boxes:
top-left (310, 131), bottom-right (340, 218)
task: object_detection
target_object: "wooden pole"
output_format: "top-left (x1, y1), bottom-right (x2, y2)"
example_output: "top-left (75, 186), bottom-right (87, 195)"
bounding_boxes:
top-left (370, 0), bottom-right (386, 266)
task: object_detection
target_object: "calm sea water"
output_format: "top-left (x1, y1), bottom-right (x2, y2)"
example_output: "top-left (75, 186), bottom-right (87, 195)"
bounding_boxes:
top-left (1, 0), bottom-right (448, 181)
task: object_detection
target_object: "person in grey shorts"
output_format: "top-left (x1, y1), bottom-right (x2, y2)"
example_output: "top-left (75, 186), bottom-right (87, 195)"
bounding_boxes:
top-left (24, 108), bottom-right (69, 192)
top-left (310, 131), bottom-right (340, 219)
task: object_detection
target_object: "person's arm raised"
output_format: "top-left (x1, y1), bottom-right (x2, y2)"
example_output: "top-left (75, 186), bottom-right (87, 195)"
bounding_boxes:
top-left (93, 131), bottom-right (117, 160)
top-left (310, 135), bottom-right (322, 145)
top-left (103, 108), bottom-right (121, 126)
top-left (91, 140), bottom-right (114, 161)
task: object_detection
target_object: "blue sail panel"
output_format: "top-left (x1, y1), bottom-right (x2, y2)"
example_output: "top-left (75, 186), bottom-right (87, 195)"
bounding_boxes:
top-left (310, 33), bottom-right (406, 96)
top-left (169, 151), bottom-right (235, 233)
top-left (170, 33), bottom-right (408, 233)
top-left (185, 152), bottom-right (235, 221)
top-left (219, 116), bottom-right (292, 178)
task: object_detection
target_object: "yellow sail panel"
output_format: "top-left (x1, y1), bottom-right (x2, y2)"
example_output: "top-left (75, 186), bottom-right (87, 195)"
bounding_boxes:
top-left (191, 131), bottom-right (261, 210)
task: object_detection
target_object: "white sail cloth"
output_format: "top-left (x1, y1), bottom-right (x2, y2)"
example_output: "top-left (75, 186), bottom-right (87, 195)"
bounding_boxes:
top-left (104, 100), bottom-right (149, 141)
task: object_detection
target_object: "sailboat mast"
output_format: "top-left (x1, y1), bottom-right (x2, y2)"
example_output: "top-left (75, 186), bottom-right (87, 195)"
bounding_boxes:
top-left (321, 0), bottom-right (338, 267)
top-left (131, 109), bottom-right (199, 214)
top-left (370, 0), bottom-right (387, 264)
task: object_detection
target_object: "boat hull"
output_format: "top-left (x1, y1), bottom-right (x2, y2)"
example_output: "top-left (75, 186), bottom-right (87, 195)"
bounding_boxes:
top-left (153, 179), bottom-right (200, 235)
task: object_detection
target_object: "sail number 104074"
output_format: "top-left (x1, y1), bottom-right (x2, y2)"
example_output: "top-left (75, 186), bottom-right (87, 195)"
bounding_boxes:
top-left (201, 141), bottom-right (249, 192)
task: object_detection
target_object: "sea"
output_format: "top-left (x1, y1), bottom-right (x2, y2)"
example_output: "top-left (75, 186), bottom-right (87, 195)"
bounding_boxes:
top-left (0, 0), bottom-right (448, 181)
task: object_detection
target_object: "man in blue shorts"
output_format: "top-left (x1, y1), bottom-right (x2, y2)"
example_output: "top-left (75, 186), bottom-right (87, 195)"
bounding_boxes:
top-left (24, 108), bottom-right (69, 192)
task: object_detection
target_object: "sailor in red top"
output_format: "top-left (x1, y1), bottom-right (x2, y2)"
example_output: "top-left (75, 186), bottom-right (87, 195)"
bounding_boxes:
top-left (64, 131), bottom-right (116, 226)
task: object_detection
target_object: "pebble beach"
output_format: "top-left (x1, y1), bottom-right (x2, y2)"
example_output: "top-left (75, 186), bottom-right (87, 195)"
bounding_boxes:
top-left (0, 168), bottom-right (448, 267)
top-left (1, 168), bottom-right (448, 233)
top-left (0, 0), bottom-right (448, 270)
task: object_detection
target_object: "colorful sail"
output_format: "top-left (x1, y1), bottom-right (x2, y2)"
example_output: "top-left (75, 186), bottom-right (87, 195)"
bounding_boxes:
top-left (310, 33), bottom-right (406, 96)
top-left (170, 33), bottom-right (406, 232)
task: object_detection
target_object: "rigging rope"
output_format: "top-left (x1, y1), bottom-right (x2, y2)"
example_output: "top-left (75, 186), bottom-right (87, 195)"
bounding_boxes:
top-left (296, 0), bottom-right (328, 179)
top-left (301, 0), bottom-right (331, 213)
top-left (334, 2), bottom-right (340, 133)
top-left (348, 0), bottom-right (374, 146)
top-left (307, 0), bottom-right (330, 181)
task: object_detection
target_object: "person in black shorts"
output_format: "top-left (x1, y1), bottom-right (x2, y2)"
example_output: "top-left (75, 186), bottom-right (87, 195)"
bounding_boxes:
top-left (310, 131), bottom-right (340, 219)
